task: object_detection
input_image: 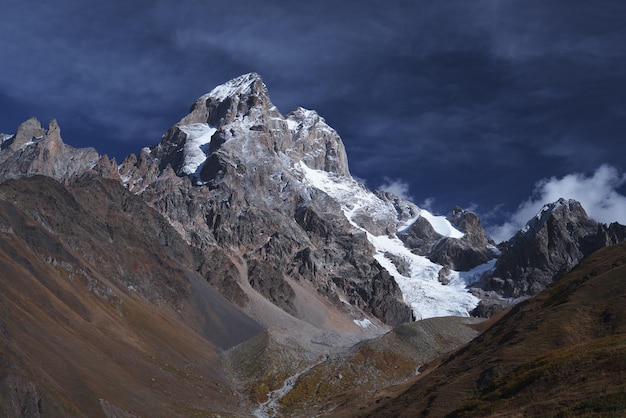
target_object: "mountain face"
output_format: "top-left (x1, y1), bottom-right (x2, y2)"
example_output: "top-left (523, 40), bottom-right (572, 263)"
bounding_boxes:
top-left (483, 198), bottom-right (626, 298)
top-left (111, 72), bottom-right (487, 323)
top-left (426, 206), bottom-right (497, 271)
top-left (2, 73), bottom-right (626, 416)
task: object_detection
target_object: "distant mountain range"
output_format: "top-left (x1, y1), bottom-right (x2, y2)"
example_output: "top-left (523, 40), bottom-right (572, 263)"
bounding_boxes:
top-left (1, 73), bottom-right (624, 417)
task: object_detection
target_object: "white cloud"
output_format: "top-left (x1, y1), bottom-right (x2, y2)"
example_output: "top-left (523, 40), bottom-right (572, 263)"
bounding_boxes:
top-left (378, 177), bottom-right (413, 201)
top-left (489, 164), bottom-right (626, 243)
top-left (420, 197), bottom-right (436, 212)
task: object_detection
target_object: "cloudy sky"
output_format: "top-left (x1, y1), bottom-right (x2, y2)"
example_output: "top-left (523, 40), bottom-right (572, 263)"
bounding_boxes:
top-left (1, 0), bottom-right (625, 240)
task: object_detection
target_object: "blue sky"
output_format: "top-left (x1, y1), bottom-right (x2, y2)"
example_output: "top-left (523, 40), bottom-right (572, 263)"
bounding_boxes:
top-left (1, 0), bottom-right (625, 237)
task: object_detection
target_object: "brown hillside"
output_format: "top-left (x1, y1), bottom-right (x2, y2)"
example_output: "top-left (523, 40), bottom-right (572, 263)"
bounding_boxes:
top-left (361, 241), bottom-right (626, 417)
top-left (0, 176), bottom-right (261, 417)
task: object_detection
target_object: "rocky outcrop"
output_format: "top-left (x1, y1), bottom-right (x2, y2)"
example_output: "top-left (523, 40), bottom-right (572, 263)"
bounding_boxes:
top-left (0, 118), bottom-right (100, 183)
top-left (2, 376), bottom-right (42, 418)
top-left (484, 198), bottom-right (626, 297)
top-left (398, 205), bottom-right (496, 271)
top-left (399, 216), bottom-right (442, 255)
top-left (430, 207), bottom-right (497, 271)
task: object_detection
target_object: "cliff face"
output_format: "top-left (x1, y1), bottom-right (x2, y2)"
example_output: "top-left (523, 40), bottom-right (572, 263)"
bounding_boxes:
top-left (485, 198), bottom-right (626, 297)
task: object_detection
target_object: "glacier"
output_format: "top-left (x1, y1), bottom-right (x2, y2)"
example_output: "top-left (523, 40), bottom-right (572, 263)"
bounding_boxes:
top-left (298, 161), bottom-right (479, 319)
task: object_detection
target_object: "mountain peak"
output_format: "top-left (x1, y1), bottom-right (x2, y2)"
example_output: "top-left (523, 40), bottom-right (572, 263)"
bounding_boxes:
top-left (178, 73), bottom-right (276, 128)
top-left (485, 198), bottom-right (604, 298)
top-left (201, 72), bottom-right (266, 102)
top-left (521, 198), bottom-right (589, 236)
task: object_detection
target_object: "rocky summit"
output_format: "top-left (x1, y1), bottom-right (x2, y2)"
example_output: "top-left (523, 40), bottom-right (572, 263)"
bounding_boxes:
top-left (484, 198), bottom-right (626, 297)
top-left (1, 73), bottom-right (625, 417)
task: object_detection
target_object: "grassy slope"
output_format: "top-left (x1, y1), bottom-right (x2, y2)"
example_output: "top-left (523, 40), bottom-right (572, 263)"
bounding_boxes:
top-left (228, 316), bottom-right (483, 417)
top-left (362, 242), bottom-right (626, 417)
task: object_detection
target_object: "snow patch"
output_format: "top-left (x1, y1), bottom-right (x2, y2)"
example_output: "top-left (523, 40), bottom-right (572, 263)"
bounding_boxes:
top-left (178, 123), bottom-right (216, 182)
top-left (1, 133), bottom-right (13, 144)
top-left (458, 258), bottom-right (497, 286)
top-left (419, 210), bottom-right (465, 238)
top-left (397, 215), bottom-right (420, 234)
top-left (353, 318), bottom-right (373, 329)
top-left (286, 118), bottom-right (299, 132)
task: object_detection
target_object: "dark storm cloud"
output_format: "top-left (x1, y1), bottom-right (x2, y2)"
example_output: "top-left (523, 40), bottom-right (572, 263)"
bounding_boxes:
top-left (1, 0), bottom-right (625, 229)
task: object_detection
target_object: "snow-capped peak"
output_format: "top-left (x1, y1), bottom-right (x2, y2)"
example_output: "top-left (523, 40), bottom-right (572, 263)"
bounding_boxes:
top-left (202, 72), bottom-right (265, 102)
top-left (521, 198), bottom-right (587, 236)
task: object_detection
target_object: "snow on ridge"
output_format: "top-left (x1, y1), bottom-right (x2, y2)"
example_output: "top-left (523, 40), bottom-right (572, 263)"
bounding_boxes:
top-left (298, 162), bottom-right (479, 319)
top-left (298, 161), bottom-right (395, 226)
top-left (20, 136), bottom-right (44, 149)
top-left (287, 108), bottom-right (336, 138)
top-left (203, 73), bottom-right (262, 102)
top-left (178, 123), bottom-right (217, 181)
top-left (419, 210), bottom-right (465, 238)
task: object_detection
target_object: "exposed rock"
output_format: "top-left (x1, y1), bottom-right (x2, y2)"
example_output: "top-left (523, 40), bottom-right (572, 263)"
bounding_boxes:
top-left (0, 118), bottom-right (99, 183)
top-left (3, 375), bottom-right (42, 418)
top-left (399, 216), bottom-right (442, 255)
top-left (469, 288), bottom-right (521, 318)
top-left (429, 206), bottom-right (496, 271)
top-left (398, 205), bottom-right (496, 272)
top-left (285, 106), bottom-right (350, 177)
top-left (485, 198), bottom-right (626, 297)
